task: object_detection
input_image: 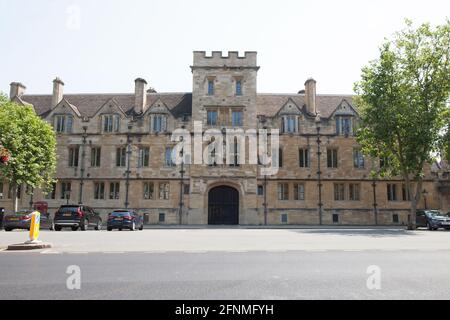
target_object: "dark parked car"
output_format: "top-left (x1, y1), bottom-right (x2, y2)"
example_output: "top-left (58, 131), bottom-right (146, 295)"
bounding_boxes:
top-left (3, 210), bottom-right (54, 232)
top-left (0, 208), bottom-right (4, 230)
top-left (54, 205), bottom-right (102, 231)
top-left (416, 210), bottom-right (450, 230)
top-left (107, 210), bottom-right (144, 231)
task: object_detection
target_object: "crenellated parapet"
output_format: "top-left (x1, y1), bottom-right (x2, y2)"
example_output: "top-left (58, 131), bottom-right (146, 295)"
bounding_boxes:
top-left (192, 51), bottom-right (258, 69)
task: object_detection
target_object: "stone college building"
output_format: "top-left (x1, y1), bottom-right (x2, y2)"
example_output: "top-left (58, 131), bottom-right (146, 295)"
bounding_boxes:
top-left (2, 51), bottom-right (449, 226)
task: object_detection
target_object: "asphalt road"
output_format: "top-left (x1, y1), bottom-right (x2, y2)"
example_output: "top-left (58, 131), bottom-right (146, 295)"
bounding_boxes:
top-left (1, 250), bottom-right (450, 300)
top-left (1, 228), bottom-right (450, 300)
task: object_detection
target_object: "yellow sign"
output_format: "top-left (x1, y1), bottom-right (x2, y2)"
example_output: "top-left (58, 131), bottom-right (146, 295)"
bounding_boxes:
top-left (29, 211), bottom-right (40, 242)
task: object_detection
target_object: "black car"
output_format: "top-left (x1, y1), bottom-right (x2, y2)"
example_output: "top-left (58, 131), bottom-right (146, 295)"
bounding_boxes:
top-left (0, 208), bottom-right (4, 230)
top-left (416, 210), bottom-right (450, 230)
top-left (107, 210), bottom-right (144, 231)
top-left (54, 205), bottom-right (102, 231)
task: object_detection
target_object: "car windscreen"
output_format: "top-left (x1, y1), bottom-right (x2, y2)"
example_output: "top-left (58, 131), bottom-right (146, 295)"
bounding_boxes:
top-left (426, 211), bottom-right (441, 217)
top-left (10, 212), bottom-right (31, 216)
top-left (58, 207), bottom-right (79, 213)
top-left (111, 212), bottom-right (131, 217)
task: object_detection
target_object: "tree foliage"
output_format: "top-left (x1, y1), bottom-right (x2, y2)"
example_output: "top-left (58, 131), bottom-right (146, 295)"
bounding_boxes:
top-left (0, 93), bottom-right (57, 211)
top-left (354, 19), bottom-right (450, 228)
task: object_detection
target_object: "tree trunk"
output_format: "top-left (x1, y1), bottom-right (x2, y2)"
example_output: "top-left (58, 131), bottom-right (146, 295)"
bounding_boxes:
top-left (404, 175), bottom-right (414, 230)
top-left (407, 177), bottom-right (423, 230)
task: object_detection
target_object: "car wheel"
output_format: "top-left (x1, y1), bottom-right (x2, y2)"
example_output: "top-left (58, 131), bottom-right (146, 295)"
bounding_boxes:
top-left (55, 225), bottom-right (62, 231)
top-left (95, 221), bottom-right (101, 231)
top-left (139, 224), bottom-right (144, 231)
top-left (81, 219), bottom-right (89, 231)
top-left (427, 222), bottom-right (433, 231)
top-left (71, 226), bottom-right (79, 231)
top-left (4, 228), bottom-right (12, 232)
top-left (119, 228), bottom-right (122, 231)
top-left (107, 227), bottom-right (112, 232)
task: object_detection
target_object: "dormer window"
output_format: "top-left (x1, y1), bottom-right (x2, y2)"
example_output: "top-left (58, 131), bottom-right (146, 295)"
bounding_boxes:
top-left (103, 114), bottom-right (120, 133)
top-left (152, 114), bottom-right (168, 133)
top-left (336, 116), bottom-right (353, 136)
top-left (281, 116), bottom-right (298, 133)
top-left (55, 115), bottom-right (73, 133)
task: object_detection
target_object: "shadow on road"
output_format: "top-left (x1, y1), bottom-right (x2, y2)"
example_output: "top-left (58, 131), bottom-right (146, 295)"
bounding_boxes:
top-left (288, 229), bottom-right (424, 238)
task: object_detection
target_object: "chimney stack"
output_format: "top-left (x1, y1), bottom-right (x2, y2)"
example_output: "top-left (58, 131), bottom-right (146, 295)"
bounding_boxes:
top-left (9, 82), bottom-right (26, 100)
top-left (52, 77), bottom-right (65, 107)
top-left (304, 78), bottom-right (317, 115)
top-left (134, 78), bottom-right (148, 114)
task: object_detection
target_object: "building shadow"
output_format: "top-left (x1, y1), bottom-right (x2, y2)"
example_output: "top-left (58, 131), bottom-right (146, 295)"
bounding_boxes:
top-left (288, 228), bottom-right (423, 238)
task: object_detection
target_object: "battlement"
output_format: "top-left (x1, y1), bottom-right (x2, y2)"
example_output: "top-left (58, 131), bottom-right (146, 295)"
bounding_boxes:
top-left (193, 51), bottom-right (258, 68)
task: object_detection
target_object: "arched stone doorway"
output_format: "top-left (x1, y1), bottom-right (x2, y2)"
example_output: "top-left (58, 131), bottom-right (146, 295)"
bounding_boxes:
top-left (208, 186), bottom-right (239, 225)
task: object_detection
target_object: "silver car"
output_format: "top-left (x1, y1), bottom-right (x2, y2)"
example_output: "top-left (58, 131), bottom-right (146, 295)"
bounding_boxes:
top-left (3, 210), bottom-right (53, 231)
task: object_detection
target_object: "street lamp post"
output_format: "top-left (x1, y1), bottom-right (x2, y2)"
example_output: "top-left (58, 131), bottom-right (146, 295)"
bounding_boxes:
top-left (79, 126), bottom-right (88, 205)
top-left (372, 179), bottom-right (378, 225)
top-left (316, 115), bottom-right (323, 225)
top-left (263, 174), bottom-right (268, 226)
top-left (29, 187), bottom-right (34, 210)
top-left (422, 189), bottom-right (428, 210)
top-left (65, 190), bottom-right (71, 205)
top-left (179, 147), bottom-right (185, 225)
top-left (124, 124), bottom-right (133, 209)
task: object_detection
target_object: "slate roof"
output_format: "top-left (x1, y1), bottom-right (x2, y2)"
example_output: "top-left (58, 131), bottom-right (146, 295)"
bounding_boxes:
top-left (20, 93), bottom-right (192, 119)
top-left (256, 94), bottom-right (355, 118)
top-left (20, 92), bottom-right (354, 119)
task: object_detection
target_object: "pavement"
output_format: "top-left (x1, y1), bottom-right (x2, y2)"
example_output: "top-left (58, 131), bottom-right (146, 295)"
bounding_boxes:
top-left (0, 227), bottom-right (449, 253)
top-left (0, 228), bottom-right (449, 300)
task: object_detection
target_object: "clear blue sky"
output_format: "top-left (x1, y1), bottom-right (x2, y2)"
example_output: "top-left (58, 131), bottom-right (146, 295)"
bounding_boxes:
top-left (0, 0), bottom-right (448, 96)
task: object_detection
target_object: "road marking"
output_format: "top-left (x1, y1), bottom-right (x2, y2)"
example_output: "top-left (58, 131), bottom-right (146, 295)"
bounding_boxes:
top-left (41, 249), bottom-right (62, 254)
top-left (145, 251), bottom-right (168, 254)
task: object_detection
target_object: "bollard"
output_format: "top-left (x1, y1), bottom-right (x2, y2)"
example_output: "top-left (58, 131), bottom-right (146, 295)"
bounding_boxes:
top-left (26, 211), bottom-right (41, 244)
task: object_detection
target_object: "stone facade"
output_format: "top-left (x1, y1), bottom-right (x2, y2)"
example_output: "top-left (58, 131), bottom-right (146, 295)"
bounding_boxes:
top-left (1, 51), bottom-right (446, 225)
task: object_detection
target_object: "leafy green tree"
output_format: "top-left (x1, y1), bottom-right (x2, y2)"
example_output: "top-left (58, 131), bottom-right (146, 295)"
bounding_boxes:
top-left (0, 93), bottom-right (57, 212)
top-left (440, 107), bottom-right (450, 161)
top-left (355, 20), bottom-right (450, 229)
